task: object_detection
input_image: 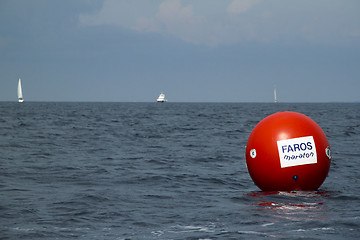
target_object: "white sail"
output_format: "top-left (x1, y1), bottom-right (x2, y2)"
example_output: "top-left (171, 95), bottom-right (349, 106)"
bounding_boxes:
top-left (274, 87), bottom-right (277, 103)
top-left (18, 78), bottom-right (24, 102)
top-left (156, 93), bottom-right (167, 102)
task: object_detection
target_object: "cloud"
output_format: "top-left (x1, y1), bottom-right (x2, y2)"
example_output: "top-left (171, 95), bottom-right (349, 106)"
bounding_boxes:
top-left (134, 0), bottom-right (256, 46)
top-left (79, 0), bottom-right (119, 26)
top-left (78, 0), bottom-right (360, 47)
top-left (227, 0), bottom-right (260, 14)
top-left (136, 0), bottom-right (207, 44)
top-left (78, 0), bottom-right (149, 28)
top-left (77, 0), bottom-right (268, 46)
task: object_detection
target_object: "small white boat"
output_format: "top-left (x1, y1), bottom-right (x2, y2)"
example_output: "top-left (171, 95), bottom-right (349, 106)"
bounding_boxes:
top-left (156, 93), bottom-right (167, 102)
top-left (18, 78), bottom-right (24, 103)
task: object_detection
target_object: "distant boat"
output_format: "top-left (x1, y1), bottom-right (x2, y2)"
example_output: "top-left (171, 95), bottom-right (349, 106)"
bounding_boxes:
top-left (18, 78), bottom-right (24, 103)
top-left (274, 87), bottom-right (277, 103)
top-left (156, 93), bottom-right (167, 103)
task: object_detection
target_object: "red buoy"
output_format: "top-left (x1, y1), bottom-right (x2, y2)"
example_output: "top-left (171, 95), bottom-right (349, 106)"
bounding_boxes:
top-left (245, 111), bottom-right (331, 191)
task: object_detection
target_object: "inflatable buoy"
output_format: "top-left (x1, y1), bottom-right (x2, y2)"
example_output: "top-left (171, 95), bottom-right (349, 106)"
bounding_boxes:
top-left (245, 111), bottom-right (331, 191)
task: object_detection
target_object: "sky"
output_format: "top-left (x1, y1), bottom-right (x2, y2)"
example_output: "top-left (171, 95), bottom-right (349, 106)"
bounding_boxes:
top-left (0, 0), bottom-right (359, 102)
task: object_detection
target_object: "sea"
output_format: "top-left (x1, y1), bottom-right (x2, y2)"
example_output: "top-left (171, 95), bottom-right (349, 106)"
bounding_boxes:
top-left (1, 102), bottom-right (359, 240)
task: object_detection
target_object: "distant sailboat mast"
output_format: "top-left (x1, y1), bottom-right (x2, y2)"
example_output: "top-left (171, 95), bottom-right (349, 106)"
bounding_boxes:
top-left (18, 78), bottom-right (24, 102)
top-left (274, 87), bottom-right (278, 103)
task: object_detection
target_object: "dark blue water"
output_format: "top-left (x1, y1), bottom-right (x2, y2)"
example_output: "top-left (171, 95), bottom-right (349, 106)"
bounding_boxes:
top-left (1, 102), bottom-right (359, 239)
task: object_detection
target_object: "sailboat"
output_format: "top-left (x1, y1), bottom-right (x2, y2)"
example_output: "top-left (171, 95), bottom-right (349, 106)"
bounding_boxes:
top-left (274, 87), bottom-right (278, 104)
top-left (156, 92), bottom-right (167, 102)
top-left (18, 78), bottom-right (24, 103)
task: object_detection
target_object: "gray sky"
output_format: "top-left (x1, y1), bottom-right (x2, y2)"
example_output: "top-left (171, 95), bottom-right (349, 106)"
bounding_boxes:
top-left (1, 0), bottom-right (359, 102)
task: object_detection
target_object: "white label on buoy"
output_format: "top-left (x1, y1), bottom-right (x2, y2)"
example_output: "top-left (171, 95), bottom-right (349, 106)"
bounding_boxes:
top-left (277, 136), bottom-right (317, 168)
top-left (250, 149), bottom-right (256, 158)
